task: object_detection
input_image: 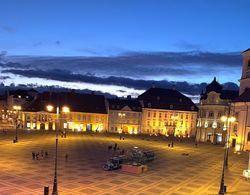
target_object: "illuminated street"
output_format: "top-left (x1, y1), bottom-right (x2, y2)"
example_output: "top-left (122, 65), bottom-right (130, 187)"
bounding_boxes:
top-left (0, 131), bottom-right (249, 195)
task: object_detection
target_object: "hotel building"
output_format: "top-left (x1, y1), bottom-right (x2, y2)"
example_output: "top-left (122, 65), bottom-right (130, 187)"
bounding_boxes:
top-left (138, 88), bottom-right (198, 137)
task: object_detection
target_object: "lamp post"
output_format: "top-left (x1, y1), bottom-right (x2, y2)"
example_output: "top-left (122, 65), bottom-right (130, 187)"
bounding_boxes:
top-left (118, 112), bottom-right (126, 134)
top-left (13, 105), bottom-right (21, 143)
top-left (171, 114), bottom-right (178, 147)
top-left (221, 116), bottom-right (236, 167)
top-left (218, 115), bottom-right (235, 195)
top-left (46, 105), bottom-right (70, 195)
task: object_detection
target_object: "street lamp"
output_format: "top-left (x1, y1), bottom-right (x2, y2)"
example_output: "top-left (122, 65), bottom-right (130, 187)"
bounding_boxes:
top-left (171, 114), bottom-right (178, 147)
top-left (221, 115), bottom-right (236, 167)
top-left (46, 105), bottom-right (70, 195)
top-left (118, 112), bottom-right (126, 133)
top-left (13, 105), bottom-right (21, 143)
top-left (218, 115), bottom-right (235, 195)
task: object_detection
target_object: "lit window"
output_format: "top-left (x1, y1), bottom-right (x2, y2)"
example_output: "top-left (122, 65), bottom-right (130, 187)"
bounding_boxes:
top-left (27, 122), bottom-right (30, 128)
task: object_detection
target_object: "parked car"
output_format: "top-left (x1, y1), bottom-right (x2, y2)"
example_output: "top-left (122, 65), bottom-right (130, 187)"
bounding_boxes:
top-left (103, 155), bottom-right (127, 171)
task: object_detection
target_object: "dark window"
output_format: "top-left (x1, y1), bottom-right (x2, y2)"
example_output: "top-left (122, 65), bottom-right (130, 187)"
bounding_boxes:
top-left (248, 132), bottom-right (250, 141)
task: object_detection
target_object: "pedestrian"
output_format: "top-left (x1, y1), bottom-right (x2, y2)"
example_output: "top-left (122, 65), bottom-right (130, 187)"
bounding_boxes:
top-left (119, 134), bottom-right (121, 140)
top-left (32, 152), bottom-right (35, 160)
top-left (45, 151), bottom-right (48, 158)
top-left (195, 142), bottom-right (198, 148)
top-left (114, 143), bottom-right (117, 149)
top-left (36, 153), bottom-right (39, 160)
top-left (65, 153), bottom-right (68, 161)
top-left (41, 151), bottom-right (44, 159)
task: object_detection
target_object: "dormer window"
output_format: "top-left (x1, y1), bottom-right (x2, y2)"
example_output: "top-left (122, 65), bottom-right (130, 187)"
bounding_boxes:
top-left (148, 103), bottom-right (151, 108)
top-left (157, 96), bottom-right (160, 100)
top-left (179, 98), bottom-right (182, 102)
top-left (170, 105), bottom-right (173, 109)
top-left (191, 106), bottom-right (194, 111)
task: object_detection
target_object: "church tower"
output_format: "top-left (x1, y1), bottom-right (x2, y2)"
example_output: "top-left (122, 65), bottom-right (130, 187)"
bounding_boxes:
top-left (239, 48), bottom-right (250, 95)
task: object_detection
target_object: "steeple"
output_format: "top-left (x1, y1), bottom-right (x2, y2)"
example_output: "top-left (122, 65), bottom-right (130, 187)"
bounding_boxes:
top-left (239, 48), bottom-right (250, 95)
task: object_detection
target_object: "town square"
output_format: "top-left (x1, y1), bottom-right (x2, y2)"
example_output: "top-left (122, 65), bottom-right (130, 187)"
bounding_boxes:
top-left (0, 130), bottom-right (249, 195)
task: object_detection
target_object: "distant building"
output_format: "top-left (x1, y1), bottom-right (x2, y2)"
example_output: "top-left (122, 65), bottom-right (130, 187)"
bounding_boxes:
top-left (231, 48), bottom-right (250, 151)
top-left (196, 77), bottom-right (238, 144)
top-left (107, 97), bottom-right (142, 134)
top-left (138, 88), bottom-right (198, 137)
top-left (22, 92), bottom-right (108, 132)
top-left (7, 89), bottom-right (38, 110)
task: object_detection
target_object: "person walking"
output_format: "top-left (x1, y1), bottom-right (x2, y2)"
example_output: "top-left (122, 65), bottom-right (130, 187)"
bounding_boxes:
top-left (65, 153), bottom-right (68, 162)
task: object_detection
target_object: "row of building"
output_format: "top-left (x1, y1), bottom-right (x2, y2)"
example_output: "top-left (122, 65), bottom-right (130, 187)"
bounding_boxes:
top-left (0, 87), bottom-right (198, 137)
top-left (1, 49), bottom-right (250, 151)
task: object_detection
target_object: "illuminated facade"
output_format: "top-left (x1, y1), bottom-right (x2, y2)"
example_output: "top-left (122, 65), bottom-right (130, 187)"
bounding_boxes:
top-left (138, 88), bottom-right (198, 136)
top-left (196, 78), bottom-right (238, 144)
top-left (108, 97), bottom-right (142, 134)
top-left (231, 48), bottom-right (250, 151)
top-left (22, 92), bottom-right (108, 132)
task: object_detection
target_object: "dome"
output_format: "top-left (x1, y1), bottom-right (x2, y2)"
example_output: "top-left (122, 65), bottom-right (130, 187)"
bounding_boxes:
top-left (206, 77), bottom-right (223, 93)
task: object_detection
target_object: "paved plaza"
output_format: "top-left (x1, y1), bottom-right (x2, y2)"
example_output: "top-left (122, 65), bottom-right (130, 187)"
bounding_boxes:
top-left (0, 130), bottom-right (249, 195)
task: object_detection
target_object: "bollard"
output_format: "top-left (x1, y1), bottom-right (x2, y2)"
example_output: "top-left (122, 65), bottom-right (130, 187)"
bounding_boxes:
top-left (224, 185), bottom-right (227, 193)
top-left (44, 186), bottom-right (49, 195)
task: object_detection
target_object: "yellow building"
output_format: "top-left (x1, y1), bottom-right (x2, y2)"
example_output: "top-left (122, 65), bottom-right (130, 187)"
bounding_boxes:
top-left (138, 88), bottom-right (198, 137)
top-left (108, 97), bottom-right (142, 134)
top-left (22, 92), bottom-right (108, 132)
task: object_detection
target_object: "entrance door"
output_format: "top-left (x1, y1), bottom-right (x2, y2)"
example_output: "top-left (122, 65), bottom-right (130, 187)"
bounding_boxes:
top-left (86, 124), bottom-right (92, 131)
top-left (232, 139), bottom-right (236, 148)
top-left (40, 123), bottom-right (45, 130)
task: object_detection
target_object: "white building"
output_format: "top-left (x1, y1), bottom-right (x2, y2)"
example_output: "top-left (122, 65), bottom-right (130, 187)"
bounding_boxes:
top-left (231, 48), bottom-right (250, 151)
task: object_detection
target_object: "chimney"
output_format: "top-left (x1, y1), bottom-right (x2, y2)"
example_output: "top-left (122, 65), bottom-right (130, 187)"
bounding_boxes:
top-left (127, 95), bottom-right (131, 99)
top-left (91, 91), bottom-right (95, 95)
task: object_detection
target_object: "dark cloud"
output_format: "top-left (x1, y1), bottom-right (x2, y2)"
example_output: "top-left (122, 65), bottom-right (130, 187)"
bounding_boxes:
top-left (173, 41), bottom-right (202, 50)
top-left (0, 62), bottom-right (31, 69)
top-left (2, 68), bottom-right (238, 95)
top-left (6, 51), bottom-right (241, 78)
top-left (55, 41), bottom-right (61, 45)
top-left (0, 76), bottom-right (10, 80)
top-left (33, 42), bottom-right (43, 47)
top-left (0, 25), bottom-right (16, 33)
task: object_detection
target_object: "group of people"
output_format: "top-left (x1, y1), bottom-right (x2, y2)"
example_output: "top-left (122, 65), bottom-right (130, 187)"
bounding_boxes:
top-left (108, 143), bottom-right (125, 155)
top-left (32, 151), bottom-right (48, 160)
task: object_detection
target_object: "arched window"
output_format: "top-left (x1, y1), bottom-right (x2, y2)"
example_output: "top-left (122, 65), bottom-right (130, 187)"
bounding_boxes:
top-left (248, 132), bottom-right (250, 141)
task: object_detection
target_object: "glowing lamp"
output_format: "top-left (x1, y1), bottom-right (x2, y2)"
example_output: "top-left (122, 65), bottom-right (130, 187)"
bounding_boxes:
top-left (46, 105), bottom-right (54, 112)
top-left (62, 106), bottom-right (70, 113)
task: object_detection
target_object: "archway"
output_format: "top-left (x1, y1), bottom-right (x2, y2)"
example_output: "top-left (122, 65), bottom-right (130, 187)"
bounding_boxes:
top-left (122, 126), bottom-right (128, 133)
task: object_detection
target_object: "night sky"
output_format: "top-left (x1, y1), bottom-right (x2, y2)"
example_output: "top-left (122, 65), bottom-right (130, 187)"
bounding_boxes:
top-left (0, 0), bottom-right (249, 101)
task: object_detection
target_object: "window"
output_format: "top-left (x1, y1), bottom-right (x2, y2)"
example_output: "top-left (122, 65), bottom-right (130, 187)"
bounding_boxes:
top-left (186, 115), bottom-right (188, 119)
top-left (159, 113), bottom-right (162, 118)
top-left (248, 132), bottom-right (250, 141)
top-left (153, 112), bottom-right (156, 118)
top-left (148, 103), bottom-right (151, 107)
top-left (170, 105), bottom-right (173, 109)
top-left (147, 112), bottom-right (150, 118)
top-left (209, 112), bottom-right (214, 118)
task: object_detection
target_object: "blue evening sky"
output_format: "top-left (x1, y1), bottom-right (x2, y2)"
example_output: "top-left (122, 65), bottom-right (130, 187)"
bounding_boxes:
top-left (0, 0), bottom-right (249, 100)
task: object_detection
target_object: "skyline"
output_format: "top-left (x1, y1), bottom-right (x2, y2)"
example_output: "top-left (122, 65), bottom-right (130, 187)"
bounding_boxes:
top-left (0, 0), bottom-right (249, 100)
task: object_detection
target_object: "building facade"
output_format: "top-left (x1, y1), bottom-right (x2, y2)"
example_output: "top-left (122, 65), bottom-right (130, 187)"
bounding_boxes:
top-left (108, 97), bottom-right (142, 134)
top-left (196, 78), bottom-right (238, 144)
top-left (138, 88), bottom-right (198, 137)
top-left (231, 48), bottom-right (250, 151)
top-left (22, 92), bottom-right (108, 132)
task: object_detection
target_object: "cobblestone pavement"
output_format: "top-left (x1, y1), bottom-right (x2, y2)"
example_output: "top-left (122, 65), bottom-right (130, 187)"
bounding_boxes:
top-left (0, 130), bottom-right (249, 195)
